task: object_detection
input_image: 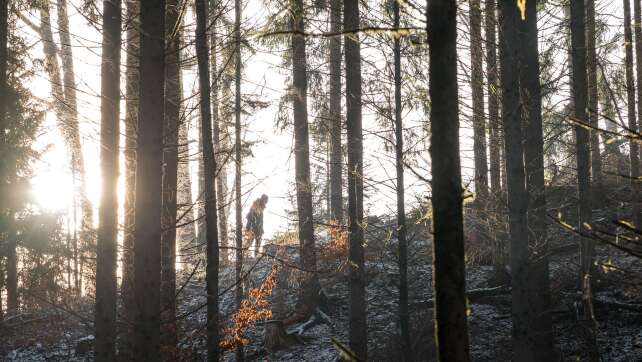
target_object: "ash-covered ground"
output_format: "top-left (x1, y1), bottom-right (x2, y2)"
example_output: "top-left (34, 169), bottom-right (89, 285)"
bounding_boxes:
top-left (2, 216), bottom-right (642, 361)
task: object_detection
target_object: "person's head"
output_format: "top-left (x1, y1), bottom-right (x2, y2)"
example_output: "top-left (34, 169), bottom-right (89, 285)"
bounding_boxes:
top-left (260, 194), bottom-right (269, 207)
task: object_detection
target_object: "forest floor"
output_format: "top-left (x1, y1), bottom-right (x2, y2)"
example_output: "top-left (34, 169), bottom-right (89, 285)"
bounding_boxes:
top-left (2, 212), bottom-right (642, 361)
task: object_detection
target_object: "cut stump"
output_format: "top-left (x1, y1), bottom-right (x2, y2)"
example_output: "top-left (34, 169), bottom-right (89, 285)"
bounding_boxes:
top-left (263, 320), bottom-right (302, 351)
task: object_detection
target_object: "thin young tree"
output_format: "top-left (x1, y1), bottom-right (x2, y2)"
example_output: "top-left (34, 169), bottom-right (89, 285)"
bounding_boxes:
top-left (625, 0), bottom-right (641, 228)
top-left (329, 0), bottom-right (343, 223)
top-left (428, 0), bottom-right (470, 360)
top-left (160, 0), bottom-right (183, 356)
top-left (571, 0), bottom-right (599, 359)
top-left (485, 0), bottom-right (506, 284)
top-left (233, 0), bottom-right (244, 359)
top-left (133, 0), bottom-right (165, 359)
top-left (210, 0), bottom-right (230, 263)
top-left (628, 0), bottom-right (642, 228)
top-left (120, 1), bottom-right (139, 359)
top-left (587, 0), bottom-right (603, 204)
top-left (195, 0), bottom-right (221, 359)
top-left (392, 0), bottom-right (410, 358)
top-left (94, 0), bottom-right (121, 359)
top-left (469, 0), bottom-right (488, 205)
top-left (344, 0), bottom-right (367, 358)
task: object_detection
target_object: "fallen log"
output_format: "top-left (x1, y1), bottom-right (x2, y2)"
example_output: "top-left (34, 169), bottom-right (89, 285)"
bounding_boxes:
top-left (411, 285), bottom-right (511, 309)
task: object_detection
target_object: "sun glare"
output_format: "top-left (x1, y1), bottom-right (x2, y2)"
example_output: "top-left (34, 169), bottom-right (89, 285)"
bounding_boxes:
top-left (31, 166), bottom-right (74, 213)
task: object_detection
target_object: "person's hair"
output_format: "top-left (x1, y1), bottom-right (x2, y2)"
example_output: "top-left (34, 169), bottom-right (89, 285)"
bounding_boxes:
top-left (260, 194), bottom-right (269, 207)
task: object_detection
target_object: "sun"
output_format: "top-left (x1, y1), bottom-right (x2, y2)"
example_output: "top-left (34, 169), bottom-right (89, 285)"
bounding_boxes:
top-left (30, 167), bottom-right (75, 213)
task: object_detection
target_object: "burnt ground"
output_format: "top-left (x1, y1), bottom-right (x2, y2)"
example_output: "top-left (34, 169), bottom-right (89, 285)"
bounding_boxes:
top-left (2, 214), bottom-right (642, 361)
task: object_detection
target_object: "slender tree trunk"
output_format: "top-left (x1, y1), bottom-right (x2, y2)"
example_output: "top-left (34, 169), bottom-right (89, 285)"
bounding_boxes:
top-left (624, 0), bottom-right (640, 228)
top-left (329, 0), bottom-right (343, 224)
top-left (133, 0), bottom-right (165, 359)
top-left (55, 0), bottom-right (94, 283)
top-left (160, 0), bottom-right (182, 357)
top-left (485, 0), bottom-right (506, 282)
top-left (428, 1), bottom-right (470, 361)
top-left (571, 0), bottom-right (599, 360)
top-left (633, 0), bottom-right (642, 228)
top-left (291, 0), bottom-right (320, 316)
top-left (344, 0), bottom-right (367, 358)
top-left (587, 0), bottom-right (603, 203)
top-left (499, 1), bottom-right (531, 360)
top-left (94, 0), bottom-right (121, 359)
top-left (210, 0), bottom-right (230, 264)
top-left (392, 0), bottom-right (409, 359)
top-left (469, 0), bottom-right (488, 204)
top-left (520, 0), bottom-right (554, 359)
top-left (195, 1), bottom-right (221, 359)
top-left (119, 1), bottom-right (138, 360)
top-left (234, 0), bottom-right (244, 359)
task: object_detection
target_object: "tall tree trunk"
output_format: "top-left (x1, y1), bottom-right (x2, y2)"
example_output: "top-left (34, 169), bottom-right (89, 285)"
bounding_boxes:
top-left (344, 0), bottom-right (367, 358)
top-left (94, 0), bottom-right (121, 359)
top-left (133, 0), bottom-right (165, 359)
top-left (119, 1), bottom-right (138, 360)
top-left (428, 1), bottom-right (470, 361)
top-left (329, 0), bottom-right (343, 224)
top-left (485, 0), bottom-right (506, 283)
top-left (0, 0), bottom-right (7, 322)
top-left (624, 0), bottom-right (639, 228)
top-left (392, 0), bottom-right (409, 359)
top-left (587, 0), bottom-right (603, 204)
top-left (571, 0), bottom-right (599, 360)
top-left (499, 1), bottom-right (531, 360)
top-left (210, 0), bottom-right (229, 264)
top-left (585, 0), bottom-right (601, 292)
top-left (633, 0), bottom-right (642, 228)
top-left (469, 0), bottom-right (488, 205)
top-left (55, 0), bottom-right (94, 284)
top-left (234, 0), bottom-right (244, 359)
top-left (291, 0), bottom-right (320, 316)
top-left (195, 0), bottom-right (221, 359)
top-left (160, 0), bottom-right (182, 357)
top-left (521, 0), bottom-right (554, 359)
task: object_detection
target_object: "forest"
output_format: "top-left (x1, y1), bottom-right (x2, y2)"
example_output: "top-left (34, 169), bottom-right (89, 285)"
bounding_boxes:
top-left (1, 0), bottom-right (642, 360)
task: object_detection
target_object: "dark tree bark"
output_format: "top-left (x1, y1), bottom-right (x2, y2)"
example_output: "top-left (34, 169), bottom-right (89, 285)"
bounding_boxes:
top-left (94, 0), bottom-right (121, 360)
top-left (571, 0), bottom-right (599, 359)
top-left (234, 0), bottom-right (244, 359)
top-left (329, 0), bottom-right (343, 224)
top-left (119, 1), bottom-right (138, 360)
top-left (133, 0), bottom-right (165, 359)
top-left (195, 0), bottom-right (221, 359)
top-left (499, 1), bottom-right (531, 360)
top-left (469, 0), bottom-right (488, 204)
top-left (428, 1), bottom-right (470, 361)
top-left (625, 0), bottom-right (640, 228)
top-left (633, 0), bottom-right (642, 228)
top-left (291, 0), bottom-right (320, 316)
top-left (160, 0), bottom-right (182, 357)
top-left (344, 0), bottom-right (367, 358)
top-left (392, 0), bottom-right (409, 359)
top-left (520, 0), bottom-right (554, 359)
